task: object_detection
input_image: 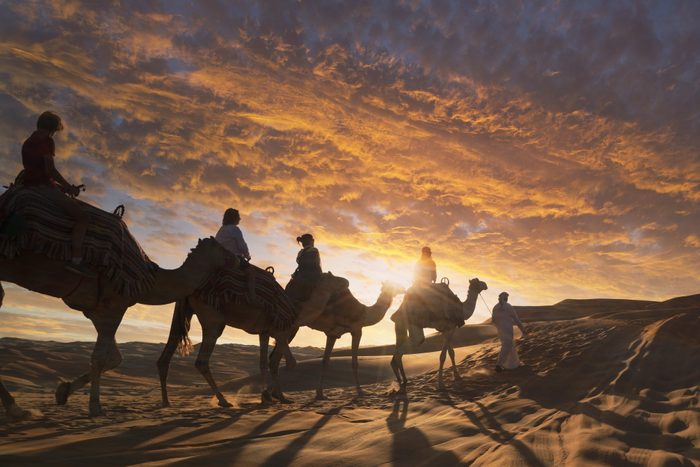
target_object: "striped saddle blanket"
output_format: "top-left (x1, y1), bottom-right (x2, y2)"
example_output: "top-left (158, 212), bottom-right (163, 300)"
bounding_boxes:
top-left (0, 186), bottom-right (156, 299)
top-left (195, 262), bottom-right (298, 331)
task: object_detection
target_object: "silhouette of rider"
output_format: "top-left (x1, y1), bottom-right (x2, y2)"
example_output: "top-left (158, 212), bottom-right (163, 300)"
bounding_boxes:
top-left (285, 233), bottom-right (322, 302)
top-left (413, 246), bottom-right (437, 285)
top-left (21, 111), bottom-right (93, 277)
top-left (214, 208), bottom-right (251, 261)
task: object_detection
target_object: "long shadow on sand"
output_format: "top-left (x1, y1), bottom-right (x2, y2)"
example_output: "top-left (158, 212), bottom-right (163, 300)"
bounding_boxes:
top-left (387, 398), bottom-right (461, 466)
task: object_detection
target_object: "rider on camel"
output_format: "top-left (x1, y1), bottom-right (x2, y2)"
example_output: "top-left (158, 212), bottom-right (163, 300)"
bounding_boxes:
top-left (21, 111), bottom-right (93, 277)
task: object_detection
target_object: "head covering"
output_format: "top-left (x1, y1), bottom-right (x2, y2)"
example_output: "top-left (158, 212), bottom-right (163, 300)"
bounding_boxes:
top-left (498, 291), bottom-right (509, 301)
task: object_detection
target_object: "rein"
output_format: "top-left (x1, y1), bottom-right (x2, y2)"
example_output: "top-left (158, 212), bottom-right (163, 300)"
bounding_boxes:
top-left (479, 292), bottom-right (491, 314)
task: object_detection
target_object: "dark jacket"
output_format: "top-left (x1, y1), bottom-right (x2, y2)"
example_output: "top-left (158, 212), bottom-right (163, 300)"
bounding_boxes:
top-left (293, 246), bottom-right (322, 282)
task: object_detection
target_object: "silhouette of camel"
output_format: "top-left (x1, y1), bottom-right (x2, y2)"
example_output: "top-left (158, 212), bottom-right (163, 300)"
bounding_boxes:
top-left (283, 281), bottom-right (405, 399)
top-left (0, 238), bottom-right (228, 418)
top-left (157, 273), bottom-right (350, 406)
top-left (391, 278), bottom-right (487, 393)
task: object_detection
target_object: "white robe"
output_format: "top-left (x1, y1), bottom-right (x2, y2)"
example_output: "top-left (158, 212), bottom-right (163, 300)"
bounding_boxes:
top-left (492, 302), bottom-right (523, 369)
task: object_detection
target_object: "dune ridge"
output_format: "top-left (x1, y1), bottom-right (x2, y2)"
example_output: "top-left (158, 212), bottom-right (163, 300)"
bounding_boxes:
top-left (0, 296), bottom-right (698, 466)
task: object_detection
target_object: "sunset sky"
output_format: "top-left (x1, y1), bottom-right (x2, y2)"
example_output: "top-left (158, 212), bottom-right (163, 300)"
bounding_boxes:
top-left (1, 1), bottom-right (698, 348)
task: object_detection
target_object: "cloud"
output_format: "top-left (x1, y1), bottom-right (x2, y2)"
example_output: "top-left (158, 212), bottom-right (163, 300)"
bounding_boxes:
top-left (0, 0), bottom-right (698, 346)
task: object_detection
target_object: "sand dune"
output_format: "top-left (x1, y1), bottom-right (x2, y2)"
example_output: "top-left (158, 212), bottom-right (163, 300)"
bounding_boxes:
top-left (1, 296), bottom-right (698, 466)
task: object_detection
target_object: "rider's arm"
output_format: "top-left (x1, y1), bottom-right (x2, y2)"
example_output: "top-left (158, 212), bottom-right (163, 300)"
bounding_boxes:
top-left (44, 155), bottom-right (76, 194)
top-left (233, 227), bottom-right (251, 260)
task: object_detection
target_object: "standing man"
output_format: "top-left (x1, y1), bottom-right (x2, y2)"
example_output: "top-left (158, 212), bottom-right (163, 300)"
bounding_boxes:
top-left (21, 111), bottom-right (93, 277)
top-left (492, 292), bottom-right (527, 372)
top-left (214, 208), bottom-right (251, 260)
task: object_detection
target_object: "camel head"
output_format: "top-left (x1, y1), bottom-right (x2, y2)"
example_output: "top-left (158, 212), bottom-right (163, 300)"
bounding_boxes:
top-left (381, 281), bottom-right (406, 297)
top-left (186, 237), bottom-right (229, 269)
top-left (468, 277), bottom-right (488, 294)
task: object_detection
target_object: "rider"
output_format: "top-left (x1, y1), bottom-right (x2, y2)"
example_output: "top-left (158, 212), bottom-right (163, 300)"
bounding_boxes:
top-left (285, 233), bottom-right (322, 302)
top-left (214, 208), bottom-right (251, 261)
top-left (413, 246), bottom-right (437, 285)
top-left (404, 246), bottom-right (438, 344)
top-left (21, 111), bottom-right (93, 277)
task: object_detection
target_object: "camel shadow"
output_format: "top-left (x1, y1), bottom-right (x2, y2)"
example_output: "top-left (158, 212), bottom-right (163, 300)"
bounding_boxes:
top-left (387, 398), bottom-right (461, 466)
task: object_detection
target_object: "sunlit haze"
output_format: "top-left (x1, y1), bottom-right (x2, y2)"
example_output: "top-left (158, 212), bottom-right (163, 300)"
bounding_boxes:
top-left (1, 1), bottom-right (698, 348)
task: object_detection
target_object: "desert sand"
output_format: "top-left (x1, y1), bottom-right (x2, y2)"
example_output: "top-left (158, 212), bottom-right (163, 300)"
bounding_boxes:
top-left (1, 296), bottom-right (698, 466)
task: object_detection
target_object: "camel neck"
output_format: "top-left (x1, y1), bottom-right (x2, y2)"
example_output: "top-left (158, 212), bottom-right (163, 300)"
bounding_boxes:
top-left (363, 290), bottom-right (395, 326)
top-left (462, 287), bottom-right (480, 320)
top-left (138, 254), bottom-right (214, 305)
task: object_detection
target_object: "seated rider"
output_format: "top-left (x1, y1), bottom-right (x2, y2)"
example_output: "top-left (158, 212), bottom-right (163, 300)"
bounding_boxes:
top-left (413, 246), bottom-right (437, 286)
top-left (404, 246), bottom-right (437, 342)
top-left (285, 233), bottom-right (322, 302)
top-left (214, 208), bottom-right (251, 262)
top-left (21, 111), bottom-right (93, 277)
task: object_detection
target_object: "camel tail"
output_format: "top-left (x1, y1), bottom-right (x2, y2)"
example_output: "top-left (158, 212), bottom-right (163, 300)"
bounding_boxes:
top-left (173, 299), bottom-right (194, 356)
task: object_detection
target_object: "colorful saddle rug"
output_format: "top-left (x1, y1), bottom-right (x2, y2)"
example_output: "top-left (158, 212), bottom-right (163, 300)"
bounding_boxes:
top-left (194, 261), bottom-right (298, 331)
top-left (0, 186), bottom-right (156, 299)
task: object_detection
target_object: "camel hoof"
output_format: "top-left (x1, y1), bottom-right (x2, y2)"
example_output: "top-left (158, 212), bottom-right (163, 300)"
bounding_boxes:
top-left (218, 399), bottom-right (233, 408)
top-left (7, 403), bottom-right (32, 421)
top-left (261, 390), bottom-right (274, 405)
top-left (89, 404), bottom-right (105, 417)
top-left (356, 389), bottom-right (365, 397)
top-left (315, 392), bottom-right (328, 401)
top-left (272, 392), bottom-right (293, 404)
top-left (161, 401), bottom-right (171, 408)
top-left (55, 381), bottom-right (71, 406)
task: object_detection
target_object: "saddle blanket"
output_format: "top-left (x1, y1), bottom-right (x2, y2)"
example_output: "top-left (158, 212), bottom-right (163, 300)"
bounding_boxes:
top-left (0, 186), bottom-right (155, 299)
top-left (195, 262), bottom-right (298, 331)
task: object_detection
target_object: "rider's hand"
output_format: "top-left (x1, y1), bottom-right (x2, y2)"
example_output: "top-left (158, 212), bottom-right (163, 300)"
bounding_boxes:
top-left (69, 185), bottom-right (81, 197)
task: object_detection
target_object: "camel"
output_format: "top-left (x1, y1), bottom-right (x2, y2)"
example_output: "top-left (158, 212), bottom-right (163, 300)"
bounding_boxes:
top-left (282, 282), bottom-right (405, 399)
top-left (0, 238), bottom-right (229, 418)
top-left (157, 272), bottom-right (350, 407)
top-left (390, 277), bottom-right (488, 392)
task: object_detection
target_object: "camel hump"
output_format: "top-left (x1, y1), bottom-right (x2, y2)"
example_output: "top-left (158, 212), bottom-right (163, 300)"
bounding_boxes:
top-left (0, 186), bottom-right (156, 298)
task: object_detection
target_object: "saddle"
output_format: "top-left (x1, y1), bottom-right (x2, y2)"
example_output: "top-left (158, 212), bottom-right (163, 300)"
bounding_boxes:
top-left (195, 257), bottom-right (297, 330)
top-left (0, 184), bottom-right (156, 298)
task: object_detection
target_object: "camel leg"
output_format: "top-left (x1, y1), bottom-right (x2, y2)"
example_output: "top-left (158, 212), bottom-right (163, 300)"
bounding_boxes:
top-left (86, 315), bottom-right (123, 417)
top-left (446, 330), bottom-right (460, 382)
top-left (55, 335), bottom-right (122, 407)
top-left (268, 336), bottom-right (292, 403)
top-left (1, 379), bottom-right (31, 420)
top-left (259, 332), bottom-right (274, 404)
top-left (283, 327), bottom-right (298, 369)
top-left (351, 330), bottom-right (363, 396)
top-left (390, 321), bottom-right (410, 392)
top-left (156, 331), bottom-right (180, 408)
top-left (316, 334), bottom-right (336, 400)
top-left (438, 332), bottom-right (450, 389)
top-left (194, 322), bottom-right (230, 408)
top-left (0, 283), bottom-right (28, 419)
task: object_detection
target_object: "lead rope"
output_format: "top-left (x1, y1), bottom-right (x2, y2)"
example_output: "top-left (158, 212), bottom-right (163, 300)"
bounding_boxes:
top-left (479, 293), bottom-right (491, 314)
